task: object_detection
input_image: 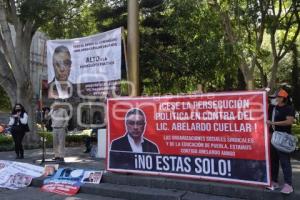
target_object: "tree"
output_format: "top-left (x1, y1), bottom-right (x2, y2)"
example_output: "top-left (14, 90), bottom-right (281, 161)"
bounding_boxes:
top-left (0, 0), bottom-right (87, 145)
top-left (209, 0), bottom-right (299, 90)
top-left (41, 0), bottom-right (98, 39)
top-left (266, 0), bottom-right (300, 90)
top-left (0, 86), bottom-right (11, 112)
top-left (291, 43), bottom-right (300, 110)
top-left (92, 0), bottom-right (240, 94)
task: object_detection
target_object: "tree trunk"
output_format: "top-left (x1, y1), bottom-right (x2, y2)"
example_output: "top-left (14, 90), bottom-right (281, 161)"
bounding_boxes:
top-left (255, 59), bottom-right (267, 88)
top-left (19, 88), bottom-right (40, 148)
top-left (240, 62), bottom-right (254, 90)
top-left (291, 43), bottom-right (300, 110)
top-left (245, 77), bottom-right (254, 90)
top-left (237, 68), bottom-right (246, 90)
top-left (268, 57), bottom-right (279, 91)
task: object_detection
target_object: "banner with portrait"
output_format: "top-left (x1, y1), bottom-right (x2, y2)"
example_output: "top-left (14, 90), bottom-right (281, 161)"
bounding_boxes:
top-left (107, 91), bottom-right (271, 186)
top-left (47, 28), bottom-right (122, 99)
top-left (0, 160), bottom-right (44, 189)
top-left (41, 168), bottom-right (84, 196)
top-left (41, 168), bottom-right (103, 196)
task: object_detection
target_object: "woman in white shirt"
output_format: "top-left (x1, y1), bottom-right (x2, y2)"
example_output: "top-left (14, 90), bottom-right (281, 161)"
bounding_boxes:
top-left (8, 104), bottom-right (29, 159)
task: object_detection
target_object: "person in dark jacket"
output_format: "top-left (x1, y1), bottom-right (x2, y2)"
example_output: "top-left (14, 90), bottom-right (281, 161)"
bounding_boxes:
top-left (110, 108), bottom-right (159, 153)
top-left (8, 104), bottom-right (29, 159)
top-left (267, 89), bottom-right (295, 194)
top-left (42, 107), bottom-right (52, 131)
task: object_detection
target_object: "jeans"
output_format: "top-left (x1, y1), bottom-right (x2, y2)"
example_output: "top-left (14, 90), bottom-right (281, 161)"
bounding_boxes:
top-left (271, 144), bottom-right (292, 185)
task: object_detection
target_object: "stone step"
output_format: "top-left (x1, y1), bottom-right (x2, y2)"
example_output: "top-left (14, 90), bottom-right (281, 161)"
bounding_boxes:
top-left (32, 178), bottom-right (186, 200)
top-left (31, 173), bottom-right (299, 200)
top-left (81, 183), bottom-right (186, 200)
top-left (101, 172), bottom-right (299, 200)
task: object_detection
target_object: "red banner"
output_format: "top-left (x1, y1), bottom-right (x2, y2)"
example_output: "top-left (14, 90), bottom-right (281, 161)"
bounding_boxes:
top-left (107, 91), bottom-right (270, 186)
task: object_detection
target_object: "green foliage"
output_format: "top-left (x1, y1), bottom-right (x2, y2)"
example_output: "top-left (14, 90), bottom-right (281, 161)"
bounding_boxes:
top-left (90, 0), bottom-right (241, 94)
top-left (40, 0), bottom-right (98, 38)
top-left (40, 0), bottom-right (299, 94)
top-left (0, 131), bottom-right (90, 151)
top-left (292, 125), bottom-right (300, 147)
top-left (36, 131), bottom-right (89, 148)
top-left (37, 131), bottom-right (53, 147)
top-left (19, 0), bottom-right (60, 27)
top-left (0, 86), bottom-right (11, 112)
top-left (66, 134), bottom-right (89, 145)
top-left (0, 135), bottom-right (13, 151)
top-left (291, 43), bottom-right (300, 110)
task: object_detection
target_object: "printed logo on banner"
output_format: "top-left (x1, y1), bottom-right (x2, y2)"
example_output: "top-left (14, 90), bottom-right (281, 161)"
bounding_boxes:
top-left (106, 91), bottom-right (271, 186)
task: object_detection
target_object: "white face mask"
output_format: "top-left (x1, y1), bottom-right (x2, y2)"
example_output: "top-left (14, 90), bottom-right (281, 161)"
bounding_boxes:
top-left (271, 98), bottom-right (278, 106)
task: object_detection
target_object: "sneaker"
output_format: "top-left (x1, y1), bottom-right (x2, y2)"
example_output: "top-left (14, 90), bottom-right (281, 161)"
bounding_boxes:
top-left (266, 181), bottom-right (280, 191)
top-left (280, 184), bottom-right (293, 194)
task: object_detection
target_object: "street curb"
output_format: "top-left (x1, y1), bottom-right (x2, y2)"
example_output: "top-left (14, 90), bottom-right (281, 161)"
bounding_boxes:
top-left (31, 177), bottom-right (186, 200)
top-left (31, 173), bottom-right (300, 200)
top-left (102, 173), bottom-right (300, 200)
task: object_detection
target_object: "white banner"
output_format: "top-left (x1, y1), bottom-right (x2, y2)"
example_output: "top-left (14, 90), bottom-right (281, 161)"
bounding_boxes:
top-left (47, 28), bottom-right (122, 99)
top-left (0, 160), bottom-right (44, 190)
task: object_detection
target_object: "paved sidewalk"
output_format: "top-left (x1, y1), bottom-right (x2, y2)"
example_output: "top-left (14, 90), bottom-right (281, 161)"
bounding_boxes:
top-left (0, 187), bottom-right (124, 200)
top-left (0, 146), bottom-right (105, 170)
top-left (1, 147), bottom-right (300, 200)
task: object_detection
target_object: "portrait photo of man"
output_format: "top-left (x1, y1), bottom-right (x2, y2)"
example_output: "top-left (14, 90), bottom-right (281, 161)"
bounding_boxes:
top-left (48, 45), bottom-right (73, 99)
top-left (82, 171), bottom-right (102, 184)
top-left (110, 108), bottom-right (159, 153)
top-left (43, 164), bottom-right (59, 177)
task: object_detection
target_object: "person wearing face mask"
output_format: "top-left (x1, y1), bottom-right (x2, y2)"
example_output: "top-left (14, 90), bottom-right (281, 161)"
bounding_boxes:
top-left (267, 89), bottom-right (295, 194)
top-left (8, 104), bottom-right (29, 159)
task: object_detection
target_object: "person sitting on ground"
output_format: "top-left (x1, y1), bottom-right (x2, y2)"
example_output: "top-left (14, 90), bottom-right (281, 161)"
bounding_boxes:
top-left (84, 119), bottom-right (104, 153)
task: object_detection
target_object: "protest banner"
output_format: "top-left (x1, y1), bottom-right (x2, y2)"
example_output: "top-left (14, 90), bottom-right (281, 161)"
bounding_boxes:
top-left (43, 164), bottom-right (59, 177)
top-left (0, 160), bottom-right (44, 189)
top-left (81, 171), bottom-right (103, 184)
top-left (107, 91), bottom-right (271, 186)
top-left (42, 168), bottom-right (84, 196)
top-left (47, 28), bottom-right (122, 99)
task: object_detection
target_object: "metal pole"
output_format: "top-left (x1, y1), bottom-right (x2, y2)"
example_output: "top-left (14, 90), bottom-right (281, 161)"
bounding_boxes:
top-left (127, 0), bottom-right (140, 96)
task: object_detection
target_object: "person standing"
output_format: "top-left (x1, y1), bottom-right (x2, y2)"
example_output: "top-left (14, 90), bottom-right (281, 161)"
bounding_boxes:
top-left (47, 103), bottom-right (69, 162)
top-left (8, 104), bottom-right (29, 159)
top-left (42, 107), bottom-right (52, 132)
top-left (267, 89), bottom-right (295, 194)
